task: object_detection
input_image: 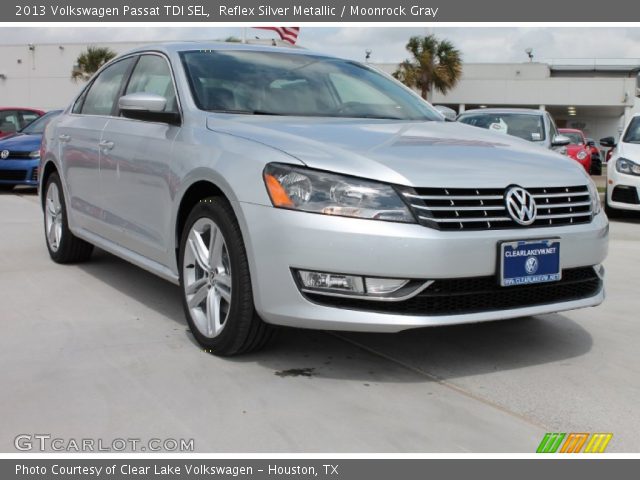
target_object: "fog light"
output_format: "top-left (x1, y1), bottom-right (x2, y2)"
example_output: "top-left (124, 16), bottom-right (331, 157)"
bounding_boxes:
top-left (298, 270), bottom-right (365, 293)
top-left (365, 277), bottom-right (409, 294)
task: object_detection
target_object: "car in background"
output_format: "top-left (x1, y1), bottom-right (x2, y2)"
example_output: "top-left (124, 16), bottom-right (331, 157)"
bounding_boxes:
top-left (558, 128), bottom-right (592, 174)
top-left (0, 110), bottom-right (62, 190)
top-left (585, 138), bottom-right (602, 175)
top-left (0, 107), bottom-right (44, 139)
top-left (602, 114), bottom-right (640, 216)
top-left (457, 108), bottom-right (570, 152)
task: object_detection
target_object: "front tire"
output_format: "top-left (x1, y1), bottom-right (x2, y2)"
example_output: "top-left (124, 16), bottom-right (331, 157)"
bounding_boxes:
top-left (179, 197), bottom-right (274, 356)
top-left (44, 172), bottom-right (94, 263)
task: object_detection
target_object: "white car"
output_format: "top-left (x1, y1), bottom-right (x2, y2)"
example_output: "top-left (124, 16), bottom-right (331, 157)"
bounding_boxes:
top-left (602, 114), bottom-right (640, 216)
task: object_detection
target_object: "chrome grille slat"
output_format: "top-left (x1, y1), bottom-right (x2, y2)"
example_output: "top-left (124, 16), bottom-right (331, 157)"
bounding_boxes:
top-left (532, 192), bottom-right (589, 198)
top-left (410, 204), bottom-right (505, 211)
top-left (418, 216), bottom-right (511, 223)
top-left (404, 193), bottom-right (503, 201)
top-left (536, 212), bottom-right (591, 220)
top-left (406, 185), bottom-right (592, 231)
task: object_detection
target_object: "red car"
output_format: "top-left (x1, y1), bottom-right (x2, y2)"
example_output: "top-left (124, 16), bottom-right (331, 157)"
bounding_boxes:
top-left (0, 107), bottom-right (45, 139)
top-left (558, 128), bottom-right (592, 173)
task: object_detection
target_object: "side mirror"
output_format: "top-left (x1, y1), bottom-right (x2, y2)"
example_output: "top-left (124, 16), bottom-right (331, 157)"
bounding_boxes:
top-left (599, 136), bottom-right (616, 148)
top-left (118, 93), bottom-right (180, 125)
top-left (552, 134), bottom-right (571, 147)
top-left (433, 105), bottom-right (457, 122)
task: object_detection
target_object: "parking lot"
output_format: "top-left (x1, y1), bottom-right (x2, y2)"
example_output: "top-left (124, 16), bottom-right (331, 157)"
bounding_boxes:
top-left (1, 187), bottom-right (639, 452)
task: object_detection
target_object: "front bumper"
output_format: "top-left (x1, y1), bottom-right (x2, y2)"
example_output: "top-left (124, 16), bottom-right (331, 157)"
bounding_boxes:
top-left (607, 166), bottom-right (640, 211)
top-left (0, 159), bottom-right (39, 186)
top-left (238, 202), bottom-right (608, 332)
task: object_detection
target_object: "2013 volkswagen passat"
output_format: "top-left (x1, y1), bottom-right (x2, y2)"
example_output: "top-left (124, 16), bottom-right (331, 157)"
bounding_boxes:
top-left (40, 43), bottom-right (608, 355)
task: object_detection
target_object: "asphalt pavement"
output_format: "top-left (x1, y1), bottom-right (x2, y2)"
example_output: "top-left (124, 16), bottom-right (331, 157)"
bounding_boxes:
top-left (1, 188), bottom-right (638, 452)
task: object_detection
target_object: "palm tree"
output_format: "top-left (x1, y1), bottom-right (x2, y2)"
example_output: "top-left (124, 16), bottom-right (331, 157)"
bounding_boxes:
top-left (393, 35), bottom-right (462, 101)
top-left (71, 46), bottom-right (117, 82)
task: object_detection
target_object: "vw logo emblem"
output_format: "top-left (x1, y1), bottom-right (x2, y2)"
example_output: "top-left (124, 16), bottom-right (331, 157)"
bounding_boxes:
top-left (505, 186), bottom-right (537, 225)
top-left (0, 150), bottom-right (9, 159)
top-left (525, 256), bottom-right (539, 275)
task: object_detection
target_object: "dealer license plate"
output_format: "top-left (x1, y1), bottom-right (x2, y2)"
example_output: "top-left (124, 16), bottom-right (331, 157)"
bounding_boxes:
top-left (500, 239), bottom-right (561, 287)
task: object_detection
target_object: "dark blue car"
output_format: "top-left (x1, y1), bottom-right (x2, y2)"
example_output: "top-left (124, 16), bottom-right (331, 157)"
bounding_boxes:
top-left (0, 110), bottom-right (62, 190)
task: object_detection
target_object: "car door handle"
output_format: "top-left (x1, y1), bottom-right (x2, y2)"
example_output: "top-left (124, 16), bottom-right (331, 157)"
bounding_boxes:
top-left (98, 140), bottom-right (115, 151)
top-left (58, 134), bottom-right (71, 143)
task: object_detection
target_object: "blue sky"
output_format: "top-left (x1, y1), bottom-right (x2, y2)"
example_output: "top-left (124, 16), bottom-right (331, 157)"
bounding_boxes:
top-left (2, 27), bottom-right (640, 63)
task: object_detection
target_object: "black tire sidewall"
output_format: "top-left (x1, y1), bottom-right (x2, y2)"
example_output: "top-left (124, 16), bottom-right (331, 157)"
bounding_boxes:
top-left (179, 198), bottom-right (256, 354)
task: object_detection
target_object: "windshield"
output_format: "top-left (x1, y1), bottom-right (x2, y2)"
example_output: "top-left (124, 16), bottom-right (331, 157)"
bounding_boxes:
top-left (21, 110), bottom-right (61, 135)
top-left (623, 117), bottom-right (640, 143)
top-left (561, 132), bottom-right (584, 145)
top-left (180, 50), bottom-right (441, 121)
top-left (458, 112), bottom-right (545, 142)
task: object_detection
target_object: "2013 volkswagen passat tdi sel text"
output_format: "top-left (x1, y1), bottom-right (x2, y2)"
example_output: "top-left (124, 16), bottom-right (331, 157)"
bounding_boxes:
top-left (40, 43), bottom-right (608, 355)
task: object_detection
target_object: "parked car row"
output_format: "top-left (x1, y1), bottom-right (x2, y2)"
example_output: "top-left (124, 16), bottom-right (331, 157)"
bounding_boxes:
top-left (0, 109), bottom-right (61, 190)
top-left (454, 107), bottom-right (605, 175)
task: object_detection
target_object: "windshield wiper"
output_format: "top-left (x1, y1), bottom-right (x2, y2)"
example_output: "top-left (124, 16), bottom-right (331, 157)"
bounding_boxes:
top-left (207, 109), bottom-right (285, 116)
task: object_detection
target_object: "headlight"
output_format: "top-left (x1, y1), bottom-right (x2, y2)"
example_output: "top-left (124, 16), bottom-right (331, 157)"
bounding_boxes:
top-left (29, 150), bottom-right (40, 159)
top-left (577, 150), bottom-right (588, 160)
top-left (263, 163), bottom-right (416, 223)
top-left (616, 157), bottom-right (640, 176)
top-left (587, 178), bottom-right (601, 216)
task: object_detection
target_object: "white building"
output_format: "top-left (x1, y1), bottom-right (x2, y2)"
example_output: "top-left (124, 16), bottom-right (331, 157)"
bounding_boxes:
top-left (378, 59), bottom-right (640, 142)
top-left (1, 40), bottom-right (638, 142)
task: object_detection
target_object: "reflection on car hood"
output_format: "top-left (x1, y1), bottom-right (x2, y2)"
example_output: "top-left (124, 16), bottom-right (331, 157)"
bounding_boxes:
top-left (0, 133), bottom-right (42, 152)
top-left (206, 116), bottom-right (587, 188)
top-left (618, 141), bottom-right (640, 159)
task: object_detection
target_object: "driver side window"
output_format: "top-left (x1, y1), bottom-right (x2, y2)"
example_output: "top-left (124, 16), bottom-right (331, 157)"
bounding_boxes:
top-left (124, 54), bottom-right (178, 114)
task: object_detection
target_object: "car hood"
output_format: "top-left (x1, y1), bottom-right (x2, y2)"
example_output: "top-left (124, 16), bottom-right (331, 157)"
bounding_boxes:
top-left (618, 141), bottom-right (640, 159)
top-left (0, 133), bottom-right (42, 152)
top-left (206, 116), bottom-right (588, 188)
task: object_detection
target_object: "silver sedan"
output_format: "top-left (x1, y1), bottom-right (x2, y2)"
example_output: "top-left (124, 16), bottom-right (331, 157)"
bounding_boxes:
top-left (40, 43), bottom-right (608, 355)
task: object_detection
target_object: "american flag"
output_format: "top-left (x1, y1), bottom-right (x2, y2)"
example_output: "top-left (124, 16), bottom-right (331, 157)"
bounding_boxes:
top-left (254, 27), bottom-right (300, 45)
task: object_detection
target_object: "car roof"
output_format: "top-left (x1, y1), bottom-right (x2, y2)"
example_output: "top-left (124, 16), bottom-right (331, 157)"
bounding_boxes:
top-left (119, 41), bottom-right (331, 59)
top-left (0, 107), bottom-right (44, 112)
top-left (559, 128), bottom-right (584, 134)
top-left (459, 108), bottom-right (545, 116)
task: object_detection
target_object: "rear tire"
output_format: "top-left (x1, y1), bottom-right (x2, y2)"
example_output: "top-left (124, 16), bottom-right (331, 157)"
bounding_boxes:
top-left (179, 197), bottom-right (274, 356)
top-left (44, 172), bottom-right (94, 263)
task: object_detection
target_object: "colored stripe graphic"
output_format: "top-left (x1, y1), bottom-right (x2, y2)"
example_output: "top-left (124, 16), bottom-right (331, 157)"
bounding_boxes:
top-left (560, 433), bottom-right (589, 453)
top-left (536, 433), bottom-right (566, 453)
top-left (584, 433), bottom-right (613, 453)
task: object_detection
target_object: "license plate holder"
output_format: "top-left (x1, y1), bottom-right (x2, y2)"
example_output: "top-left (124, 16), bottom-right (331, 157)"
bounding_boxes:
top-left (499, 239), bottom-right (561, 287)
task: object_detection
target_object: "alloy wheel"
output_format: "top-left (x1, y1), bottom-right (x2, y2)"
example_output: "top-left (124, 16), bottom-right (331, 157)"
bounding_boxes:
top-left (183, 217), bottom-right (232, 338)
top-left (45, 182), bottom-right (63, 252)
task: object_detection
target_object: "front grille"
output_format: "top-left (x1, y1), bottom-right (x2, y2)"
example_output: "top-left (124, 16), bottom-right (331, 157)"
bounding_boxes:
top-left (403, 185), bottom-right (592, 230)
top-left (2, 151), bottom-right (32, 159)
top-left (0, 170), bottom-right (27, 181)
top-left (303, 267), bottom-right (601, 316)
top-left (611, 185), bottom-right (640, 205)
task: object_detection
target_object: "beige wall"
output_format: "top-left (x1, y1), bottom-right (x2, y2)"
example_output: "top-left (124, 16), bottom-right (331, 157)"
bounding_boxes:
top-left (0, 42), bottom-right (147, 110)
